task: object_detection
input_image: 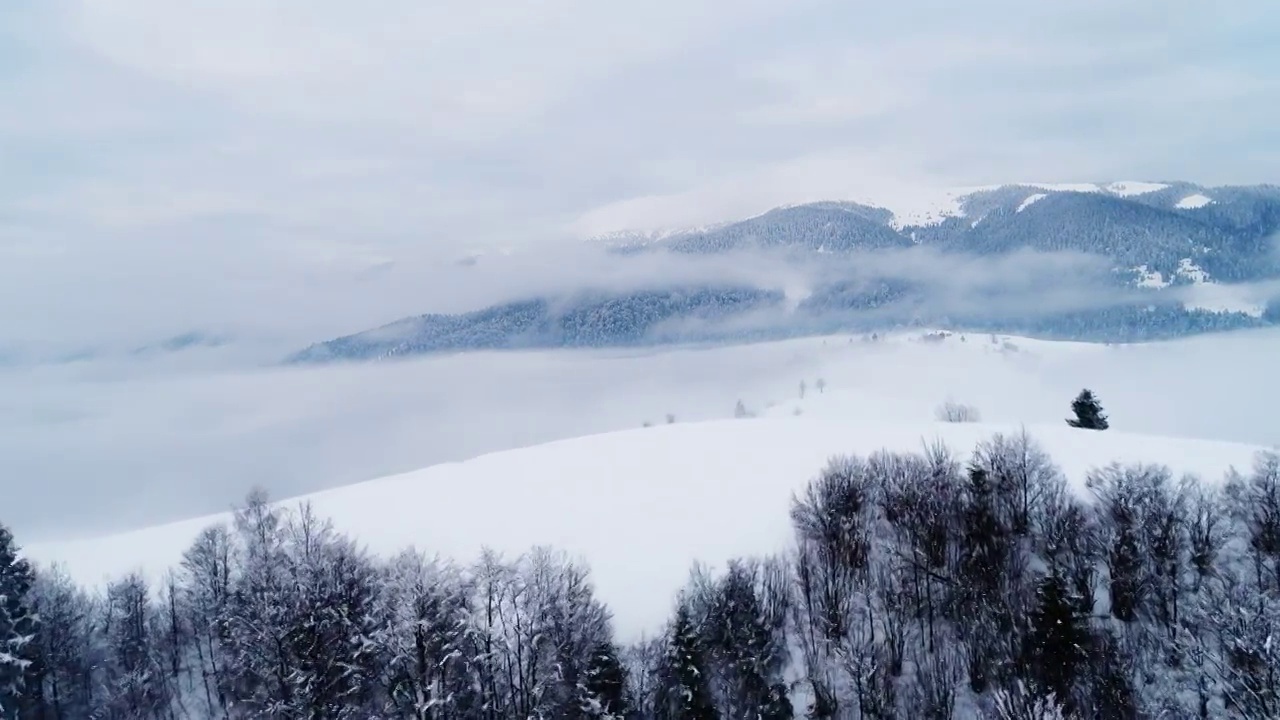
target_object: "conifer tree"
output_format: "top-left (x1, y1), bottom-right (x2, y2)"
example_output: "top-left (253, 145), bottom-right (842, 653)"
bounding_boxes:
top-left (655, 604), bottom-right (718, 720)
top-left (702, 561), bottom-right (792, 720)
top-left (956, 466), bottom-right (1012, 693)
top-left (584, 641), bottom-right (630, 718)
top-left (0, 524), bottom-right (36, 720)
top-left (1067, 389), bottom-right (1110, 430)
top-left (1023, 572), bottom-right (1089, 712)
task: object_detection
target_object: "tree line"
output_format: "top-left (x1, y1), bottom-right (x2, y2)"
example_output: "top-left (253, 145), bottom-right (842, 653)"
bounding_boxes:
top-left (3, 430), bottom-right (1280, 718)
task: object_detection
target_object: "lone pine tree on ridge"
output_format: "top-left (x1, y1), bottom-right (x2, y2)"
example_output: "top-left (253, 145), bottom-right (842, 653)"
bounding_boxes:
top-left (1067, 388), bottom-right (1109, 430)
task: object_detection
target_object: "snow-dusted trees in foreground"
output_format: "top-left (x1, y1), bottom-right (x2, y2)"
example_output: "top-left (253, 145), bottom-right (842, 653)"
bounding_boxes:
top-left (781, 434), bottom-right (1280, 719)
top-left (2, 500), bottom-right (630, 720)
top-left (0, 525), bottom-right (37, 719)
top-left (4, 436), bottom-right (1280, 718)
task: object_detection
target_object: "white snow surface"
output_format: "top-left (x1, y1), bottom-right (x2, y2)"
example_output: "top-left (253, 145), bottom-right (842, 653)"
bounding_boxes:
top-left (876, 186), bottom-right (967, 230)
top-left (1132, 264), bottom-right (1170, 289)
top-left (1105, 181), bottom-right (1169, 197)
top-left (1177, 257), bottom-right (1211, 284)
top-left (1177, 193), bottom-right (1214, 209)
top-left (1016, 193), bottom-right (1048, 213)
top-left (26, 416), bottom-right (1266, 639)
top-left (873, 182), bottom-right (1103, 229)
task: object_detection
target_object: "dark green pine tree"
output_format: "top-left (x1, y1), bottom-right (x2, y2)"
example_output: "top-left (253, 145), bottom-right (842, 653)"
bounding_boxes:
top-left (0, 524), bottom-right (38, 720)
top-left (655, 605), bottom-right (719, 720)
top-left (956, 466), bottom-right (1012, 693)
top-left (1085, 631), bottom-right (1138, 720)
top-left (704, 564), bottom-right (793, 720)
top-left (1106, 507), bottom-right (1144, 623)
top-left (583, 641), bottom-right (630, 718)
top-left (1023, 572), bottom-right (1090, 712)
top-left (1067, 389), bottom-right (1110, 430)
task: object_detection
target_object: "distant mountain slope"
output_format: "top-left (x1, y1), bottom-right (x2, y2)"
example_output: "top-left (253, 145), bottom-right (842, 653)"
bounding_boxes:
top-left (290, 181), bottom-right (1280, 362)
top-left (636, 182), bottom-right (1280, 283)
top-left (288, 287), bottom-right (783, 363)
top-left (665, 202), bottom-right (910, 254)
top-left (26, 418), bottom-right (1267, 638)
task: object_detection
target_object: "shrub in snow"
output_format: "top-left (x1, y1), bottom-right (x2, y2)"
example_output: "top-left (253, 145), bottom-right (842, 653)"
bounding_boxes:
top-left (987, 682), bottom-right (1069, 719)
top-left (936, 400), bottom-right (981, 423)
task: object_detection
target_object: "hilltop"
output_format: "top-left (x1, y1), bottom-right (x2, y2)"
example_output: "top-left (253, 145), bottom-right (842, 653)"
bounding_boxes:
top-left (27, 415), bottom-right (1266, 638)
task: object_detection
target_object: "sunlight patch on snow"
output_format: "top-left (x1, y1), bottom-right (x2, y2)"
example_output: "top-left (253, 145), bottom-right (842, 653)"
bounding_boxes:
top-left (1177, 258), bottom-right (1211, 284)
top-left (1016, 193), bottom-right (1048, 213)
top-left (24, 418), bottom-right (1266, 639)
top-left (1132, 265), bottom-right (1170, 289)
top-left (1106, 181), bottom-right (1169, 196)
top-left (862, 186), bottom-right (966, 230)
top-left (1177, 193), bottom-right (1214, 209)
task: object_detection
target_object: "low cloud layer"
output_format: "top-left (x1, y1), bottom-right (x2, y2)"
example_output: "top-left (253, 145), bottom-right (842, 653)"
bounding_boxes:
top-left (7, 232), bottom-right (1270, 368)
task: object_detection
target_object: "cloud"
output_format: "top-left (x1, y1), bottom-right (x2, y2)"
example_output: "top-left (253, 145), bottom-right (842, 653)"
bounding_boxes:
top-left (2, 0), bottom-right (1280, 353)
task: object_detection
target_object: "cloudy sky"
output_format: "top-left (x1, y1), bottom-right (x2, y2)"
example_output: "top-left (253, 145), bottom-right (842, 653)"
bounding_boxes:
top-left (2, 0), bottom-right (1278, 349)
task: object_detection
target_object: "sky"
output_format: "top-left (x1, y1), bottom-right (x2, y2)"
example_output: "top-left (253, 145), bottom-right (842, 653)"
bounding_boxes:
top-left (3, 1), bottom-right (1280, 354)
top-left (3, 2), bottom-right (1280, 545)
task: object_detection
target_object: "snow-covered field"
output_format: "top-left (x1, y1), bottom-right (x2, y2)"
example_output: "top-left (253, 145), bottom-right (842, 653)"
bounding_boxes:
top-left (24, 329), bottom-right (1280, 639)
top-left (25, 416), bottom-right (1267, 639)
top-left (8, 328), bottom-right (1280, 544)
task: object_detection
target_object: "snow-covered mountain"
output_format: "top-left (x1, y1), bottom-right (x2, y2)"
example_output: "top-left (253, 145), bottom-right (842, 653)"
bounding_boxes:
top-left (290, 181), bottom-right (1280, 362)
top-left (593, 180), bottom-right (1241, 242)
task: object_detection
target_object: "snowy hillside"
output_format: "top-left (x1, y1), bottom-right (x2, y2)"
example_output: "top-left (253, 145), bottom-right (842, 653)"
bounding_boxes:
top-left (14, 326), bottom-right (1280, 544)
top-left (27, 416), bottom-right (1266, 639)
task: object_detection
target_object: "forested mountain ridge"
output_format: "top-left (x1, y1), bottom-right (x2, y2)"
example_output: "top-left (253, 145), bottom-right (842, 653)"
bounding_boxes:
top-left (289, 182), bottom-right (1280, 363)
top-left (614, 182), bottom-right (1280, 283)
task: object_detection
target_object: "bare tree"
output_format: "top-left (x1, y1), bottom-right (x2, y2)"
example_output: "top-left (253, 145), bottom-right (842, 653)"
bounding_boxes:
top-left (935, 400), bottom-right (981, 423)
top-left (908, 637), bottom-right (962, 720)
